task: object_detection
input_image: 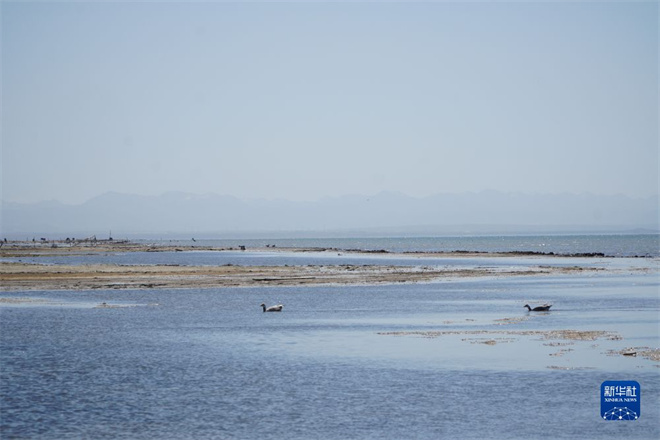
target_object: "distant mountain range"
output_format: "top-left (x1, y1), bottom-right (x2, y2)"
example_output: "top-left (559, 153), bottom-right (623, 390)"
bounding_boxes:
top-left (1, 191), bottom-right (658, 238)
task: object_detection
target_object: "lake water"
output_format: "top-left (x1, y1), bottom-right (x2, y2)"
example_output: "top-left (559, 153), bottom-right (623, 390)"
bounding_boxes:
top-left (143, 233), bottom-right (659, 257)
top-left (1, 236), bottom-right (659, 439)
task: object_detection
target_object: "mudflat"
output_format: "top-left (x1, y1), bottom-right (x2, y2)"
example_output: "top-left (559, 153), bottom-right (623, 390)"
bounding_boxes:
top-left (1, 241), bottom-right (602, 291)
top-left (0, 260), bottom-right (597, 291)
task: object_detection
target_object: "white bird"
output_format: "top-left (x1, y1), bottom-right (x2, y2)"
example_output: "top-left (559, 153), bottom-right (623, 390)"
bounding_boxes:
top-left (261, 303), bottom-right (283, 313)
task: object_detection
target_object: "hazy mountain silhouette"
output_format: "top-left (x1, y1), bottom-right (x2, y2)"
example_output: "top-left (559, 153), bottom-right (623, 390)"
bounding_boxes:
top-left (2, 191), bottom-right (658, 237)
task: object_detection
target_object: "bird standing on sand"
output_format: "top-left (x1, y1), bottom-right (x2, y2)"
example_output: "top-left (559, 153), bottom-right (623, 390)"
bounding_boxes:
top-left (524, 304), bottom-right (552, 312)
top-left (261, 303), bottom-right (283, 312)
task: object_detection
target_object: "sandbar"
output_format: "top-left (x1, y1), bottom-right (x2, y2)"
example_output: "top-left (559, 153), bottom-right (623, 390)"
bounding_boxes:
top-left (0, 260), bottom-right (598, 291)
top-left (0, 240), bottom-right (638, 291)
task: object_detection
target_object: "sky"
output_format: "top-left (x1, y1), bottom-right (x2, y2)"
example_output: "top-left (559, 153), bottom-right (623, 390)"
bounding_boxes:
top-left (2, 0), bottom-right (658, 204)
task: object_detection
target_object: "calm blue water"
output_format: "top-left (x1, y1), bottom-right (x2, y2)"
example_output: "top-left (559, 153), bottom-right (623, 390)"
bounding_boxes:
top-left (148, 234), bottom-right (659, 257)
top-left (1, 236), bottom-right (659, 439)
top-left (1, 277), bottom-right (659, 438)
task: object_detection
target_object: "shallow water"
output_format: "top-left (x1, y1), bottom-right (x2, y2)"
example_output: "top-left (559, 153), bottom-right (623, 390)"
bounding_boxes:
top-left (142, 233), bottom-right (660, 257)
top-left (1, 267), bottom-right (658, 439)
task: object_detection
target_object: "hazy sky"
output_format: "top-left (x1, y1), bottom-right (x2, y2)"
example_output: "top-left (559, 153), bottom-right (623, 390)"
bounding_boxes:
top-left (2, 1), bottom-right (658, 204)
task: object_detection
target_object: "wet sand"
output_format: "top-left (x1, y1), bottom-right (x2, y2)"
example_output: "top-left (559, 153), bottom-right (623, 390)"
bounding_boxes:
top-left (0, 241), bottom-right (604, 291)
top-left (0, 260), bottom-right (595, 291)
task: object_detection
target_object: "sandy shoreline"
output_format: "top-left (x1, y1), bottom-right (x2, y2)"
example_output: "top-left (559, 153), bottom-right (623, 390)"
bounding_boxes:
top-left (0, 241), bottom-right (614, 291)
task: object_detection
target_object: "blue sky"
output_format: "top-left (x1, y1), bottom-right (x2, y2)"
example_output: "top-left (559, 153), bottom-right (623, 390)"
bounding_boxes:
top-left (2, 1), bottom-right (658, 204)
